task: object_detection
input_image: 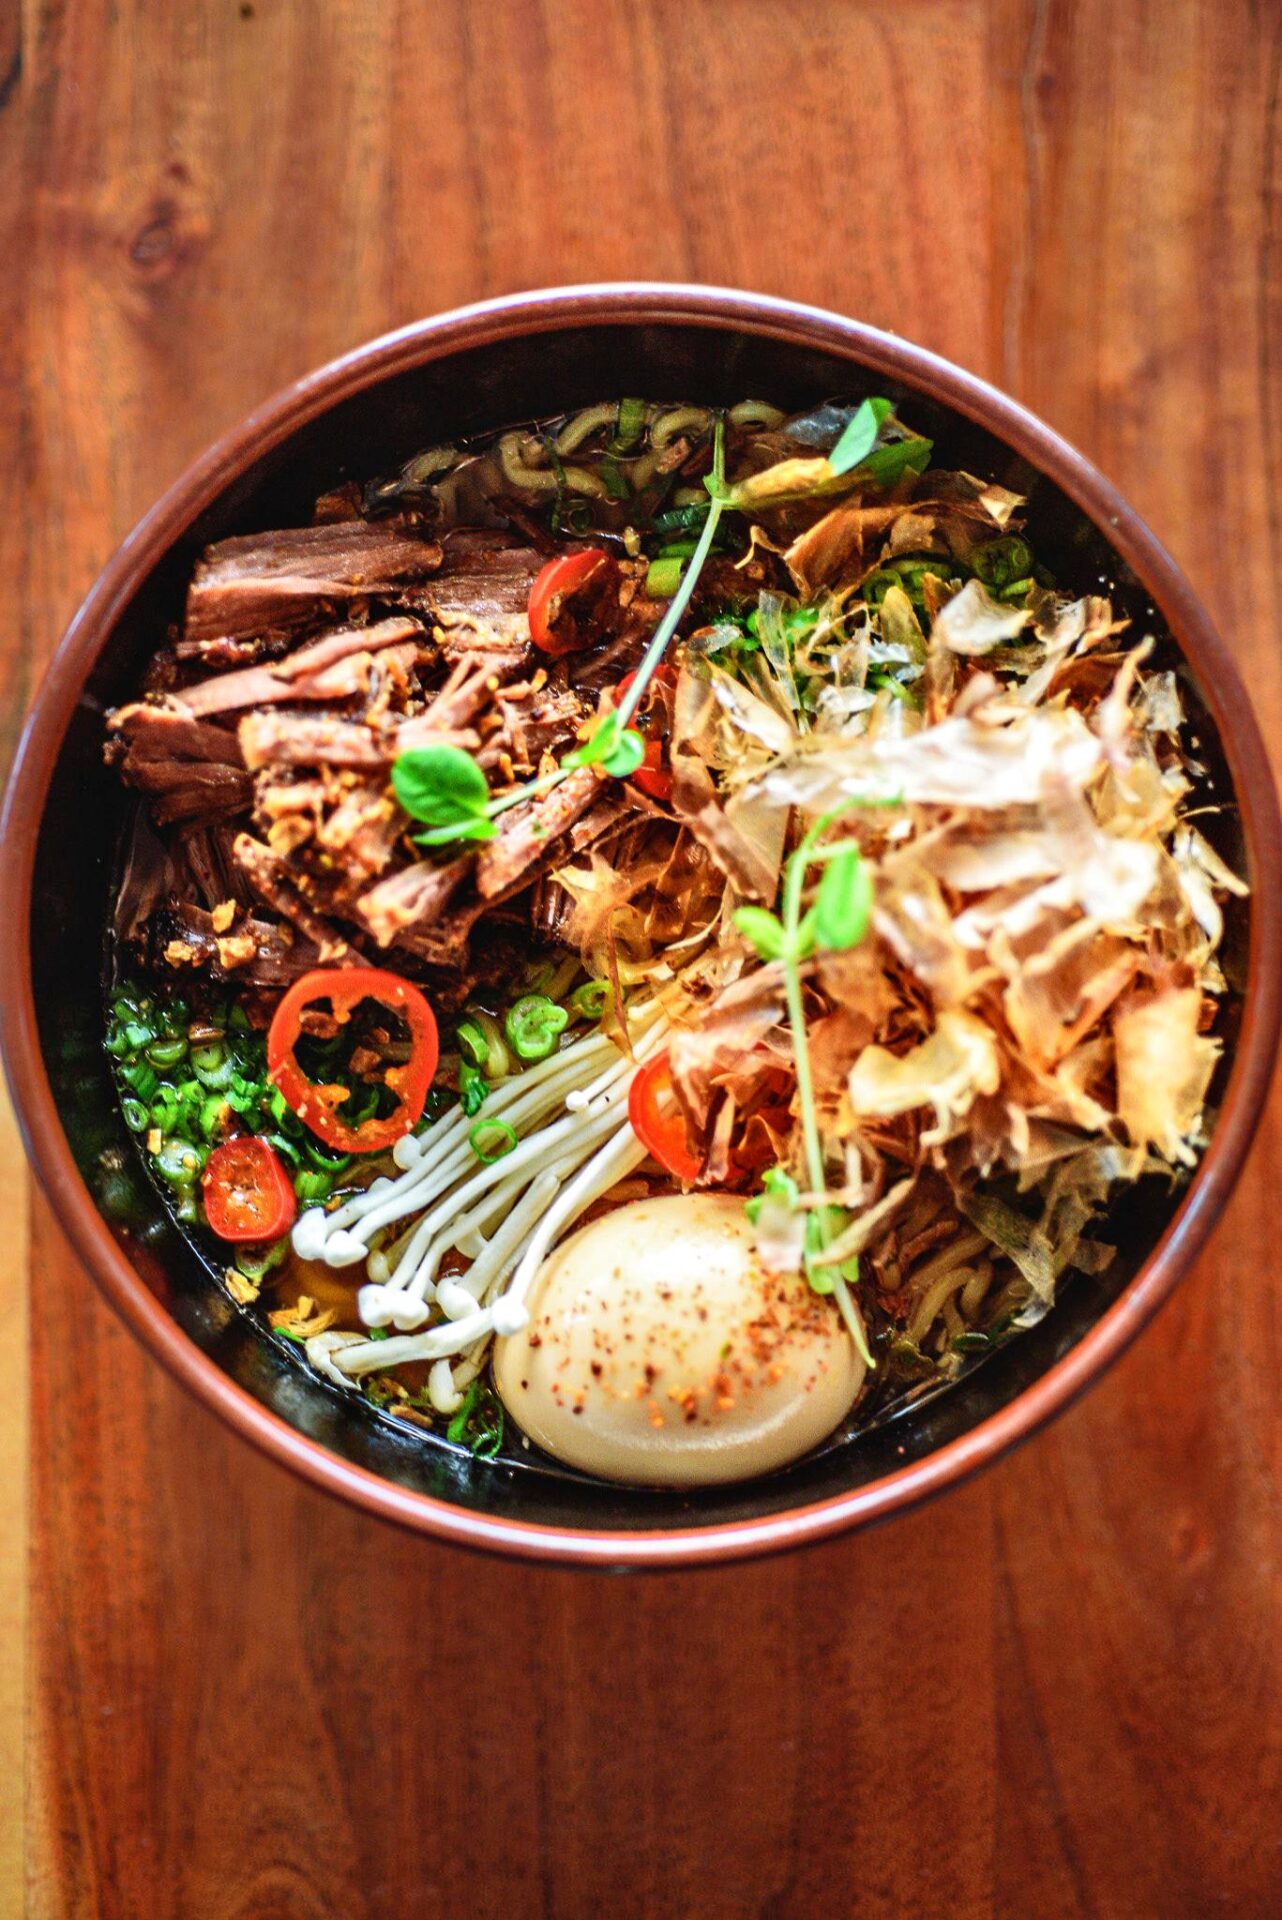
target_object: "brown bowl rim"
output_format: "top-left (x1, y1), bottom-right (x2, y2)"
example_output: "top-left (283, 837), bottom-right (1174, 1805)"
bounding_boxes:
top-left (3, 282), bottom-right (1279, 1568)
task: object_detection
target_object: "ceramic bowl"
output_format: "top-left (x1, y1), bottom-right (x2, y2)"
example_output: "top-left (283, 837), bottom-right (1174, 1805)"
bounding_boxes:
top-left (3, 285), bottom-right (1277, 1566)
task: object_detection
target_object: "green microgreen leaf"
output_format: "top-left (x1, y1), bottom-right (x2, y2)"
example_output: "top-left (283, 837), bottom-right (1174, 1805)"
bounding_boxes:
top-left (601, 728), bottom-right (646, 778)
top-left (812, 845), bottom-right (873, 951)
top-left (733, 905), bottom-right (788, 962)
top-left (855, 436), bottom-right (933, 487)
top-left (745, 1165), bottom-right (800, 1226)
top-left (562, 709), bottom-right (622, 771)
top-left (828, 397), bottom-right (893, 476)
top-left (393, 744), bottom-right (491, 830)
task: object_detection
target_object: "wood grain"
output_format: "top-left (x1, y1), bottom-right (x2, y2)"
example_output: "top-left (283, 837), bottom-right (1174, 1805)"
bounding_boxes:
top-left (9, 1), bottom-right (1281, 1914)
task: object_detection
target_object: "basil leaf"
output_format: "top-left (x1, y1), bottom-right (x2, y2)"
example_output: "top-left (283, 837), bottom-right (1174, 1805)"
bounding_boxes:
top-left (813, 847), bottom-right (872, 951)
top-left (392, 745), bottom-right (490, 826)
top-left (733, 905), bottom-right (788, 962)
top-left (829, 397), bottom-right (893, 476)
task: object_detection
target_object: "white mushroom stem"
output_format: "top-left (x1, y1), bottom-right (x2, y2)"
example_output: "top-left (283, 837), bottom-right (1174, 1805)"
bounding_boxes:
top-left (333, 1117), bottom-right (651, 1381)
top-left (498, 1119), bottom-right (653, 1317)
top-left (292, 1005), bottom-right (664, 1269)
top-left (370, 1013), bottom-right (670, 1309)
top-left (427, 1358), bottom-right (463, 1415)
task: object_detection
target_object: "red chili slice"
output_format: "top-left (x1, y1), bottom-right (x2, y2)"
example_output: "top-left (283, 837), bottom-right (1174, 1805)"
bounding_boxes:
top-left (202, 1137), bottom-right (297, 1244)
top-left (527, 548), bottom-right (611, 655)
top-left (617, 665), bottom-right (676, 800)
top-left (631, 736), bottom-right (674, 802)
top-left (628, 1052), bottom-right (702, 1182)
top-left (267, 966), bottom-right (439, 1154)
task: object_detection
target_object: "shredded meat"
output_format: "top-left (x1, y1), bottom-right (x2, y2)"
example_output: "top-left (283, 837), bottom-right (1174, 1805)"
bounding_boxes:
top-left (185, 522), bottom-right (444, 641)
top-left (233, 833), bottom-right (364, 961)
top-left (423, 531), bottom-right (543, 618)
top-left (177, 616), bottom-right (424, 716)
top-left (494, 682), bottom-right (588, 773)
top-left (357, 858), bottom-right (472, 948)
top-left (474, 767), bottom-right (607, 900)
top-left (241, 710), bottom-right (482, 770)
top-left (151, 901), bottom-right (324, 987)
top-left (107, 702), bottom-right (244, 765)
top-left (125, 759), bottom-right (253, 825)
top-left (106, 486), bottom-right (671, 1004)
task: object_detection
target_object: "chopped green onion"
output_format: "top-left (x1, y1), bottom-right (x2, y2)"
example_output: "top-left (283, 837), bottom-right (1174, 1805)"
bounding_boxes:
top-left (469, 1117), bottom-right (518, 1163)
top-left (504, 994), bottom-right (569, 1063)
top-left (569, 979), bottom-right (612, 1021)
top-left (459, 1060), bottom-right (489, 1115)
top-left (192, 1044), bottom-right (234, 1090)
top-left (148, 1086), bottom-right (181, 1134)
top-left (234, 1239), bottom-right (288, 1284)
top-left (197, 1093), bottom-right (227, 1141)
top-left (268, 1087), bottom-right (305, 1135)
top-left (144, 1036), bottom-right (188, 1070)
top-left (971, 535), bottom-right (1033, 593)
top-left (652, 500), bottom-right (711, 537)
top-left (447, 1378), bottom-right (505, 1457)
top-left (472, 1010), bottom-right (512, 1079)
top-left (294, 1169), bottom-right (334, 1205)
top-left (264, 1130), bottom-right (304, 1168)
top-left (121, 1096), bottom-right (149, 1133)
top-left (598, 456), bottom-right (628, 500)
top-left (612, 396), bottom-right (648, 451)
top-left (300, 1139), bottom-right (354, 1176)
top-left (118, 1059), bottom-right (159, 1101)
top-left (645, 556), bottom-right (685, 599)
top-left (455, 1017), bottom-right (490, 1068)
top-left (154, 1139), bottom-right (206, 1189)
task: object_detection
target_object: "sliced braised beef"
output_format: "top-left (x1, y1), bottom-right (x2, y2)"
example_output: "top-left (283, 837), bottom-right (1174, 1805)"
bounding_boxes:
top-left (473, 766), bottom-right (606, 900)
top-left (233, 833), bottom-right (365, 962)
top-left (357, 857), bottom-right (472, 948)
top-left (423, 532), bottom-right (543, 618)
top-left (151, 901), bottom-right (325, 988)
top-left (239, 710), bottom-right (482, 771)
top-left (174, 824), bottom-right (249, 911)
top-left (106, 702), bottom-right (244, 766)
top-left (184, 521), bottom-right (444, 641)
top-left (106, 464), bottom-right (683, 1009)
top-left (124, 759), bottom-right (253, 826)
top-left (177, 615), bottom-right (424, 716)
top-left (493, 682), bottom-right (587, 773)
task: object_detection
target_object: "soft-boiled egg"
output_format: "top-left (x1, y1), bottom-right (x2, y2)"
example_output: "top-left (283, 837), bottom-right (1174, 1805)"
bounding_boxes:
top-left (492, 1192), bottom-right (865, 1486)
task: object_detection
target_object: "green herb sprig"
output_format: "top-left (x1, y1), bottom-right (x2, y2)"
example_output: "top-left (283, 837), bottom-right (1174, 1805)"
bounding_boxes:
top-left (734, 801), bottom-right (894, 1367)
top-left (392, 415), bottom-right (729, 849)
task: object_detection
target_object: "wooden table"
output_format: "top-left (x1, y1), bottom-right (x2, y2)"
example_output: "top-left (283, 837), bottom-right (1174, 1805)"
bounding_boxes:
top-left (8, 2), bottom-right (1281, 1913)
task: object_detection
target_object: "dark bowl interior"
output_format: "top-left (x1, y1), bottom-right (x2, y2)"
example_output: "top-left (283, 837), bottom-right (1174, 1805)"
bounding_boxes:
top-left (11, 296), bottom-right (1269, 1557)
